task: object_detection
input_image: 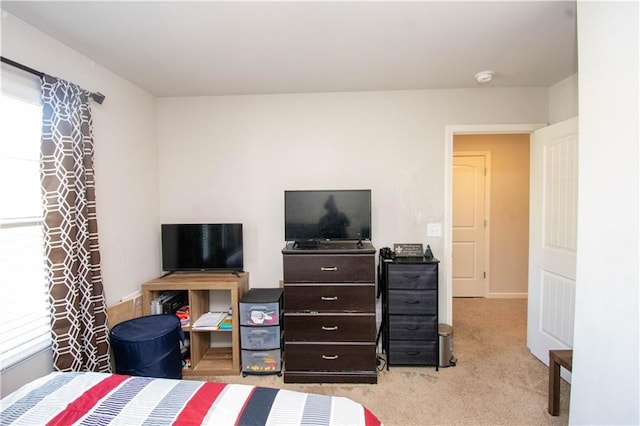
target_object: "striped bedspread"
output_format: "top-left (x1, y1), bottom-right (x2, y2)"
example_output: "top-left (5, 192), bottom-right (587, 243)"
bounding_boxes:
top-left (1, 372), bottom-right (382, 426)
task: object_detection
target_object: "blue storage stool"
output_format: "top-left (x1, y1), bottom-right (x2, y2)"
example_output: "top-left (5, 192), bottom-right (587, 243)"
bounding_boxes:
top-left (110, 314), bottom-right (183, 379)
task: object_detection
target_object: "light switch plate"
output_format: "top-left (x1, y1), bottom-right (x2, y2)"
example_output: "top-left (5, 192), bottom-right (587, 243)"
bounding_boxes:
top-left (427, 222), bottom-right (442, 237)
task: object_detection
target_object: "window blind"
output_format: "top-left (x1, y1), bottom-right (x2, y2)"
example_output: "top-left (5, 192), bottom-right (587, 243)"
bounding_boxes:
top-left (0, 75), bottom-right (50, 371)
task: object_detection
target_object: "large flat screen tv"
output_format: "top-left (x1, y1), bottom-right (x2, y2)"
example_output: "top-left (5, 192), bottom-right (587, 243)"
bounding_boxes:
top-left (161, 223), bottom-right (243, 272)
top-left (284, 189), bottom-right (371, 243)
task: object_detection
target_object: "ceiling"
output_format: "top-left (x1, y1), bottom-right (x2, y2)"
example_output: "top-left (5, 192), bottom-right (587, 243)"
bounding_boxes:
top-left (1, 1), bottom-right (578, 97)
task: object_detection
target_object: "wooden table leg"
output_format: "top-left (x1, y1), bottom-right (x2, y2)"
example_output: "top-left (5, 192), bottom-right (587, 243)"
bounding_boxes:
top-left (548, 352), bottom-right (561, 416)
top-left (548, 349), bottom-right (573, 416)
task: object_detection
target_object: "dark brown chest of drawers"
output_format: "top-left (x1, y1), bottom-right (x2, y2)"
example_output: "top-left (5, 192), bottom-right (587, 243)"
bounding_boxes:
top-left (381, 256), bottom-right (440, 369)
top-left (282, 242), bottom-right (377, 383)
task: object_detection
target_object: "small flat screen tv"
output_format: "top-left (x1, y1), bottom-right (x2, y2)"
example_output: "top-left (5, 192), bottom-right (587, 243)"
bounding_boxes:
top-left (161, 223), bottom-right (243, 272)
top-left (284, 189), bottom-right (371, 243)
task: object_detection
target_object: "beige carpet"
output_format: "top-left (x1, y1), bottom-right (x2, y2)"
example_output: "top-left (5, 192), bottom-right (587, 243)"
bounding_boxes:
top-left (196, 298), bottom-right (570, 425)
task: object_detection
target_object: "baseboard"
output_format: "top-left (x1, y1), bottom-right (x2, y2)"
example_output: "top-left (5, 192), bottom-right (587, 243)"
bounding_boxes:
top-left (487, 292), bottom-right (528, 299)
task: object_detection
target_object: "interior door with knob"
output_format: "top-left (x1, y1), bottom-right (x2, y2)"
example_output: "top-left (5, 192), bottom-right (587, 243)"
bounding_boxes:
top-left (527, 117), bottom-right (578, 378)
top-left (452, 154), bottom-right (487, 297)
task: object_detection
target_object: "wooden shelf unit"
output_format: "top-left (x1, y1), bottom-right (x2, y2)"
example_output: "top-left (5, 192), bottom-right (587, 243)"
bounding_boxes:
top-left (142, 272), bottom-right (249, 377)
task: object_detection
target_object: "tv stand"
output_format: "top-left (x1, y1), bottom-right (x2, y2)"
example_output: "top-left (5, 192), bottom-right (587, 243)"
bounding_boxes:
top-left (282, 242), bottom-right (377, 383)
top-left (142, 272), bottom-right (249, 376)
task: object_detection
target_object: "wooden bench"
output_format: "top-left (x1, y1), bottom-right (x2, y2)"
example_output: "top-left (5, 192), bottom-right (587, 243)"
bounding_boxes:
top-left (548, 349), bottom-right (573, 416)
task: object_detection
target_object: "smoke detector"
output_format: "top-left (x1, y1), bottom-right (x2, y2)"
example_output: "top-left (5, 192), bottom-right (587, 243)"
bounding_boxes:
top-left (475, 70), bottom-right (494, 84)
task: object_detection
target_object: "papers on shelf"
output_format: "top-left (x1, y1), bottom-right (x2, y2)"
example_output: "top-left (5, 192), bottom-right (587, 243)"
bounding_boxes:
top-left (192, 312), bottom-right (228, 330)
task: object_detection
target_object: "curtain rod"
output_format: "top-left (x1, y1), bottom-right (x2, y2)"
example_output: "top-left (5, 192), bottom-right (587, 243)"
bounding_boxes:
top-left (1, 56), bottom-right (105, 104)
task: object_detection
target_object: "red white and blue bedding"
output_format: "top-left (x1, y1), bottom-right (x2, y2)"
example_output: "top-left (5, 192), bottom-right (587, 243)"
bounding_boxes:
top-left (1, 372), bottom-right (382, 425)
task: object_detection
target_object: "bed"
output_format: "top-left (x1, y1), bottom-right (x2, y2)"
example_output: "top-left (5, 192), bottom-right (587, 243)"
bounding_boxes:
top-left (1, 372), bottom-right (382, 425)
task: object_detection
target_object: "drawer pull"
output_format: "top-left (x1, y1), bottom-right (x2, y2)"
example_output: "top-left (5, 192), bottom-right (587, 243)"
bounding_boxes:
top-left (404, 325), bottom-right (420, 331)
top-left (403, 274), bottom-right (421, 279)
top-left (321, 296), bottom-right (338, 301)
top-left (322, 354), bottom-right (339, 360)
top-left (321, 266), bottom-right (338, 271)
top-left (321, 326), bottom-right (338, 331)
top-left (404, 300), bottom-right (421, 304)
top-left (405, 351), bottom-right (420, 356)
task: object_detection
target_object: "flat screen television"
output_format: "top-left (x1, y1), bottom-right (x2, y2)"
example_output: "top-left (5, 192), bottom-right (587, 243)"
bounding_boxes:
top-left (161, 223), bottom-right (243, 272)
top-left (284, 189), bottom-right (371, 244)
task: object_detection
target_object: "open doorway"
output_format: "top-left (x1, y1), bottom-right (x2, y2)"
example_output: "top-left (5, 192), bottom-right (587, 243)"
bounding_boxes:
top-left (445, 120), bottom-right (578, 371)
top-left (453, 134), bottom-right (530, 298)
top-left (441, 123), bottom-right (545, 325)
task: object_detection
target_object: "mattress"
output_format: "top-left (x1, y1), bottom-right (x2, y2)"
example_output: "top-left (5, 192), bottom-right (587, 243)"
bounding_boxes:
top-left (1, 372), bottom-right (382, 425)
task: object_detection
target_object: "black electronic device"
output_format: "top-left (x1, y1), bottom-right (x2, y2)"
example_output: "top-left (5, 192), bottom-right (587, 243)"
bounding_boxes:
top-left (284, 189), bottom-right (371, 245)
top-left (380, 247), bottom-right (394, 259)
top-left (160, 291), bottom-right (188, 314)
top-left (161, 223), bottom-right (243, 272)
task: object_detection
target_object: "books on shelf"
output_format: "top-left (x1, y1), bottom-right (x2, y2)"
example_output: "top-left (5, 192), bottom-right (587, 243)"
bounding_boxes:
top-left (218, 317), bottom-right (232, 330)
top-left (192, 312), bottom-right (228, 330)
top-left (150, 290), bottom-right (188, 315)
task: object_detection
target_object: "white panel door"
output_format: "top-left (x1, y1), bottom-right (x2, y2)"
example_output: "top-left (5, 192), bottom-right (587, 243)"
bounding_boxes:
top-left (453, 155), bottom-right (486, 297)
top-left (527, 117), bottom-right (578, 374)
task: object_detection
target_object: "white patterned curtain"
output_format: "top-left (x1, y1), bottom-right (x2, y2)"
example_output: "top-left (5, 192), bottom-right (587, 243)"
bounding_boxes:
top-left (40, 74), bottom-right (110, 372)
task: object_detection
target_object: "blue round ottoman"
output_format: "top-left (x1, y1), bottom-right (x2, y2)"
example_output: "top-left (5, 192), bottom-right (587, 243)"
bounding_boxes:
top-left (110, 314), bottom-right (183, 379)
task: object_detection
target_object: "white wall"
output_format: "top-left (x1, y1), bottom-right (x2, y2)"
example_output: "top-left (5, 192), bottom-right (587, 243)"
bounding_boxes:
top-left (571, 2), bottom-right (639, 424)
top-left (1, 11), bottom-right (160, 396)
top-left (549, 74), bottom-right (579, 124)
top-left (158, 88), bottom-right (549, 318)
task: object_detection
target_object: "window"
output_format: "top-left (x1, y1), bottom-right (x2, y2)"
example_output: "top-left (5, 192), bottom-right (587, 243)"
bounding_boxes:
top-left (0, 74), bottom-right (50, 371)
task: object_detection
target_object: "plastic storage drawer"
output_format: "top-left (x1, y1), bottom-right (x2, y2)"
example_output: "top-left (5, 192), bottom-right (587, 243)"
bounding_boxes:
top-left (240, 325), bottom-right (282, 349)
top-left (239, 302), bottom-right (281, 326)
top-left (242, 349), bottom-right (281, 374)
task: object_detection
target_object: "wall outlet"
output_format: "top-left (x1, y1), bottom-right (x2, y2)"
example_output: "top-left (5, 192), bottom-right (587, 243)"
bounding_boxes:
top-left (427, 222), bottom-right (442, 237)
